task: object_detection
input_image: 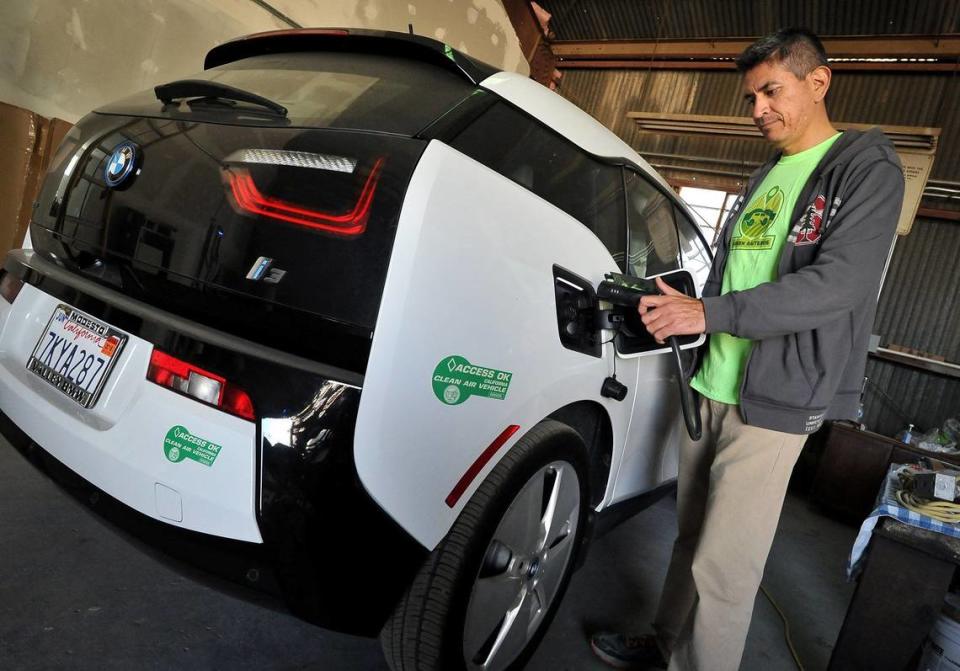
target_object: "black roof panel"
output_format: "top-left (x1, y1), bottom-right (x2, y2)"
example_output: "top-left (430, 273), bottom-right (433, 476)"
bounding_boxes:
top-left (204, 28), bottom-right (501, 86)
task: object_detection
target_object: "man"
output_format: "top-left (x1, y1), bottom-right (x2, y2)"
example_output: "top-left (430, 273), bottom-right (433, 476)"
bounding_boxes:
top-left (591, 28), bottom-right (904, 671)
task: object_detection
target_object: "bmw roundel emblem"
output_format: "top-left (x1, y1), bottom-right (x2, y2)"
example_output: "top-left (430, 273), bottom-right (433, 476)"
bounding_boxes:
top-left (104, 142), bottom-right (139, 188)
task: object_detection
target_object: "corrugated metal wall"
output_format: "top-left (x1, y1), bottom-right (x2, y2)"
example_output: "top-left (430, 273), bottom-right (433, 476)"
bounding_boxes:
top-left (541, 0), bottom-right (960, 40)
top-left (557, 64), bottom-right (960, 438)
top-left (865, 216), bottom-right (960, 436)
top-left (560, 68), bottom-right (960, 180)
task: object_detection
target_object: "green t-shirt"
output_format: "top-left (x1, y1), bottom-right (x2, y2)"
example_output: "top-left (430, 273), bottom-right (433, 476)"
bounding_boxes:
top-left (691, 132), bottom-right (842, 404)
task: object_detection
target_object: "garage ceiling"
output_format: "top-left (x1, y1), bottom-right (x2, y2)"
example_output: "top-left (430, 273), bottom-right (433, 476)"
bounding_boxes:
top-left (539, 0), bottom-right (960, 41)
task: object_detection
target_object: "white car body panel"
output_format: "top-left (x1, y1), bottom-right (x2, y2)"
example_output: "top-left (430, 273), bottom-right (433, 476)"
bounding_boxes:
top-left (354, 141), bottom-right (696, 550)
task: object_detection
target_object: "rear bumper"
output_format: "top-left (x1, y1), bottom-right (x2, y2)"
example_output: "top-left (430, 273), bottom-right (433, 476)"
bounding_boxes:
top-left (0, 409), bottom-right (282, 600)
top-left (0, 250), bottom-right (429, 635)
top-left (0, 279), bottom-right (262, 542)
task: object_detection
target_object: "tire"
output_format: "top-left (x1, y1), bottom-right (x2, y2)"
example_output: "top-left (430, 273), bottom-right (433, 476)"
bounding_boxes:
top-left (380, 419), bottom-right (589, 671)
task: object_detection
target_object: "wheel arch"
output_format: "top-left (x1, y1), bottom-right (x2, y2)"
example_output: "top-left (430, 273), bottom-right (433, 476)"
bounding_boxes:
top-left (546, 400), bottom-right (613, 509)
top-left (380, 417), bottom-right (593, 670)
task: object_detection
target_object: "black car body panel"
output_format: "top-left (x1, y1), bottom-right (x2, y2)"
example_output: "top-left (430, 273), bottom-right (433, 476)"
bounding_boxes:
top-left (203, 28), bottom-right (500, 86)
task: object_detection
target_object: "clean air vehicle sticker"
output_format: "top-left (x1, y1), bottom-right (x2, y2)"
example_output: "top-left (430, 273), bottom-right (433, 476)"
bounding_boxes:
top-left (163, 425), bottom-right (222, 467)
top-left (432, 355), bottom-right (513, 406)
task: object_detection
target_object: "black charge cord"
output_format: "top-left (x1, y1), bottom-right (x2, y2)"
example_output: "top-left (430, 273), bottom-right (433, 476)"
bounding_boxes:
top-left (669, 331), bottom-right (703, 441)
top-left (596, 272), bottom-right (703, 441)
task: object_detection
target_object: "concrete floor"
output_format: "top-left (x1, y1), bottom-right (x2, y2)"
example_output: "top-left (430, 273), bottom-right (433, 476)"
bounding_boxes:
top-left (0, 436), bottom-right (858, 670)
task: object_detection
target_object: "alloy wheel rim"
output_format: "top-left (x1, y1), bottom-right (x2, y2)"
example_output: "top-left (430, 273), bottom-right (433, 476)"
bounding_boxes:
top-left (462, 461), bottom-right (581, 671)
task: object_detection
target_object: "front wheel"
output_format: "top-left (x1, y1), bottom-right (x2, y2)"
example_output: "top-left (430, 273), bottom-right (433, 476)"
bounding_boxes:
top-left (381, 420), bottom-right (589, 671)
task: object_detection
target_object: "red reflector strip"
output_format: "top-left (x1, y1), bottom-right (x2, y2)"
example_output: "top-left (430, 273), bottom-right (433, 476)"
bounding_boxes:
top-left (445, 425), bottom-right (521, 508)
top-left (222, 386), bottom-right (256, 421)
top-left (226, 157), bottom-right (385, 236)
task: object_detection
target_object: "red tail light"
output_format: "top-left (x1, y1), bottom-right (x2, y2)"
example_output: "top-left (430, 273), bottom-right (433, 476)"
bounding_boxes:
top-left (225, 157), bottom-right (385, 236)
top-left (147, 350), bottom-right (255, 421)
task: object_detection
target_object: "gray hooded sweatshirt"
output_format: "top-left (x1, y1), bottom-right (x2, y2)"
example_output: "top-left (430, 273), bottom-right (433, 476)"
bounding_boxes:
top-left (700, 128), bottom-right (905, 434)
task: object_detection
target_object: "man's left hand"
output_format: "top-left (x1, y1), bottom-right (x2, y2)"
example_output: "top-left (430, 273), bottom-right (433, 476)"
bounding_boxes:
top-left (639, 277), bottom-right (706, 343)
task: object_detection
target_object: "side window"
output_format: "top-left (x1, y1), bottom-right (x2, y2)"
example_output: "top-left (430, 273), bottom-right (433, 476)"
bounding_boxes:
top-left (449, 101), bottom-right (625, 269)
top-left (624, 170), bottom-right (680, 278)
top-left (675, 206), bottom-right (713, 290)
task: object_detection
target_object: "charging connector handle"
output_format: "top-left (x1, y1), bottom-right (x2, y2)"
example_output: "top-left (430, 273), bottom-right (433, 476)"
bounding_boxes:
top-left (596, 272), bottom-right (658, 307)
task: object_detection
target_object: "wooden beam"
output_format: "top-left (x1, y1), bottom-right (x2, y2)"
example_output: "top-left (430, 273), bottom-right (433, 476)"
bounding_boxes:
top-left (628, 111), bottom-right (941, 136)
top-left (556, 59), bottom-right (960, 73)
top-left (663, 173), bottom-right (745, 194)
top-left (552, 34), bottom-right (960, 60)
top-left (554, 38), bottom-right (752, 60)
top-left (559, 60), bottom-right (733, 70)
top-left (500, 0), bottom-right (545, 64)
top-left (917, 206), bottom-right (960, 221)
top-left (500, 0), bottom-right (559, 87)
top-left (626, 112), bottom-right (940, 151)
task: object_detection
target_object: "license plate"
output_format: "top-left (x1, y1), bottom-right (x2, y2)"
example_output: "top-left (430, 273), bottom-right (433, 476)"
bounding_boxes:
top-left (26, 305), bottom-right (128, 408)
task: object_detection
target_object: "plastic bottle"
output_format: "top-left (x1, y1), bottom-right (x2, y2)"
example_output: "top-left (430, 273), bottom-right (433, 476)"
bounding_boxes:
top-left (896, 423), bottom-right (916, 445)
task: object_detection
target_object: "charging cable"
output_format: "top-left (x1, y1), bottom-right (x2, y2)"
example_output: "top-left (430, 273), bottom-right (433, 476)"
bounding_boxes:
top-left (895, 490), bottom-right (960, 523)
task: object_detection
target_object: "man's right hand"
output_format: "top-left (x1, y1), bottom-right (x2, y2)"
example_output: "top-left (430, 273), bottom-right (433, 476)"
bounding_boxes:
top-left (639, 277), bottom-right (706, 343)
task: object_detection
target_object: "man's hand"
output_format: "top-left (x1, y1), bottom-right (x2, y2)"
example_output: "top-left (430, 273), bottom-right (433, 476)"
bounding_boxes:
top-left (639, 277), bottom-right (706, 343)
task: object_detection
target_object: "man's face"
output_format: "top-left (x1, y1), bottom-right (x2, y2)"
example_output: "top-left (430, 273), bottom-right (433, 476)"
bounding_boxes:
top-left (741, 59), bottom-right (820, 152)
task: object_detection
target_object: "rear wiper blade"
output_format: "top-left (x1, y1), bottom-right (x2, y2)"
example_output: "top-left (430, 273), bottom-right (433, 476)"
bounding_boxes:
top-left (154, 79), bottom-right (287, 117)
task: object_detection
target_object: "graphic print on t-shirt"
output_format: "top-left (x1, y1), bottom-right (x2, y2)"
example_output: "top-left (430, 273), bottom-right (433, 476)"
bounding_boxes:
top-left (795, 194), bottom-right (826, 245)
top-left (731, 185), bottom-right (784, 251)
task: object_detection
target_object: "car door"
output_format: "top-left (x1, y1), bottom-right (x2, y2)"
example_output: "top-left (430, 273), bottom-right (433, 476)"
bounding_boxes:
top-left (609, 169), bottom-right (707, 502)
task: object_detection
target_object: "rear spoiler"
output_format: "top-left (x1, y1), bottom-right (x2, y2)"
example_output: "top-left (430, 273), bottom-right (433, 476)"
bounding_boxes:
top-left (204, 28), bottom-right (500, 86)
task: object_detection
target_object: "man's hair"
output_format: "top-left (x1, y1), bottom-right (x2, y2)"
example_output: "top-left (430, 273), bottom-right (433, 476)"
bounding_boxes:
top-left (735, 28), bottom-right (828, 79)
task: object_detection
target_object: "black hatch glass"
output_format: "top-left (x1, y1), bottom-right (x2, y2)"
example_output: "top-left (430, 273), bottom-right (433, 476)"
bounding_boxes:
top-left (29, 116), bottom-right (426, 372)
top-left (98, 52), bottom-right (478, 135)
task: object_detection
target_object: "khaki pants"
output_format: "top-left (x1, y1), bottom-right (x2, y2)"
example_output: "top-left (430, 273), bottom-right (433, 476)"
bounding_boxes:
top-left (652, 399), bottom-right (807, 671)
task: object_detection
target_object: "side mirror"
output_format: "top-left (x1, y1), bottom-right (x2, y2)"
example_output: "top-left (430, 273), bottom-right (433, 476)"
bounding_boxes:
top-left (612, 268), bottom-right (706, 358)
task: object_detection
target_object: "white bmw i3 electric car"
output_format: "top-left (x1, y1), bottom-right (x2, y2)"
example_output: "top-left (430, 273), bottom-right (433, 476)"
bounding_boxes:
top-left (0, 28), bottom-right (712, 671)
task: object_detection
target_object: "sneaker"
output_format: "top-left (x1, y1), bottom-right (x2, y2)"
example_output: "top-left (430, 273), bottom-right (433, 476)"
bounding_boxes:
top-left (590, 632), bottom-right (668, 670)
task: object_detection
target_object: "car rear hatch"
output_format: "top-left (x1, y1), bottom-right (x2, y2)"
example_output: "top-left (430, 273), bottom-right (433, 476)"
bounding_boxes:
top-left (28, 31), bottom-right (491, 374)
